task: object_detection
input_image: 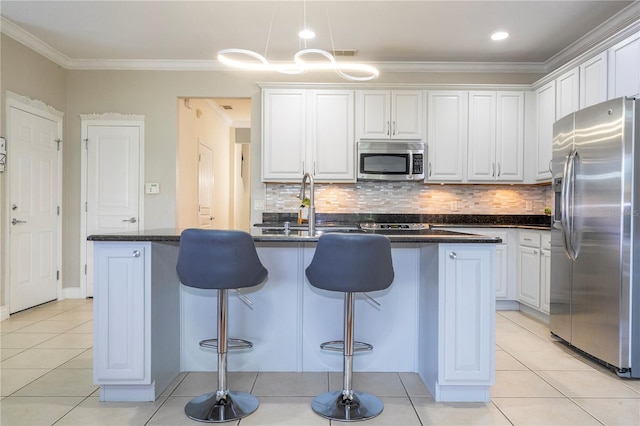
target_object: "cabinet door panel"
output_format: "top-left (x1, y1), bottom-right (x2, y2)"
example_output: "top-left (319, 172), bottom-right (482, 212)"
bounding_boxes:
top-left (310, 91), bottom-right (355, 181)
top-left (535, 82), bottom-right (555, 181)
top-left (608, 33), bottom-right (640, 99)
top-left (427, 91), bottom-right (468, 182)
top-left (94, 245), bottom-right (146, 383)
top-left (392, 90), bottom-right (423, 140)
top-left (517, 246), bottom-right (541, 308)
top-left (556, 68), bottom-right (580, 120)
top-left (262, 90), bottom-right (306, 180)
top-left (356, 90), bottom-right (390, 139)
top-left (496, 92), bottom-right (524, 181)
top-left (441, 246), bottom-right (493, 383)
top-left (467, 92), bottom-right (496, 181)
top-left (580, 52), bottom-right (608, 109)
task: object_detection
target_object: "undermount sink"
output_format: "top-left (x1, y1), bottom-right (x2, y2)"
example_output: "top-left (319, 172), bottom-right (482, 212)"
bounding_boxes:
top-left (256, 223), bottom-right (364, 236)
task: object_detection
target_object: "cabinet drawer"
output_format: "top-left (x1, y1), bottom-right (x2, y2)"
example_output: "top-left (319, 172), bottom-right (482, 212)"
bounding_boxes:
top-left (519, 231), bottom-right (541, 248)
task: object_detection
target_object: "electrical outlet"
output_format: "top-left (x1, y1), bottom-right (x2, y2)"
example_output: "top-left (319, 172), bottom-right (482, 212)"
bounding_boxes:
top-left (254, 199), bottom-right (265, 211)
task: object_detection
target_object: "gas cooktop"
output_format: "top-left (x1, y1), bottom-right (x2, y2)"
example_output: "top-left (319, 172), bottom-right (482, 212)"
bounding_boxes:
top-left (358, 223), bottom-right (431, 231)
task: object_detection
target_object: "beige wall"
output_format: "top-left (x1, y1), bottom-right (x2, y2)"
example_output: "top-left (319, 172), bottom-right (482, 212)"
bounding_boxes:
top-left (1, 32), bottom-right (548, 307)
top-left (0, 34), bottom-right (67, 308)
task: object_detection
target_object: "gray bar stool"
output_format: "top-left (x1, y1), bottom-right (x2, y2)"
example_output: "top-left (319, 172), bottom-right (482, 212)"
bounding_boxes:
top-left (177, 229), bottom-right (268, 423)
top-left (305, 233), bottom-right (394, 422)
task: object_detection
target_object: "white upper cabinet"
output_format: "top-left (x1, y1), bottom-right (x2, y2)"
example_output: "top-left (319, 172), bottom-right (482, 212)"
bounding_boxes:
top-left (356, 90), bottom-right (424, 140)
top-left (262, 89), bottom-right (355, 182)
top-left (535, 81), bottom-right (555, 182)
top-left (556, 67), bottom-right (580, 120)
top-left (468, 91), bottom-right (524, 182)
top-left (426, 91), bottom-right (468, 182)
top-left (580, 51), bottom-right (608, 108)
top-left (308, 90), bottom-right (355, 181)
top-left (262, 89), bottom-right (307, 181)
top-left (467, 92), bottom-right (496, 181)
top-left (608, 32), bottom-right (640, 99)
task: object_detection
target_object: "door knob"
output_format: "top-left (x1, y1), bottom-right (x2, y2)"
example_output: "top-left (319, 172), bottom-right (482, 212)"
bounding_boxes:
top-left (11, 218), bottom-right (27, 225)
top-left (122, 217), bottom-right (137, 223)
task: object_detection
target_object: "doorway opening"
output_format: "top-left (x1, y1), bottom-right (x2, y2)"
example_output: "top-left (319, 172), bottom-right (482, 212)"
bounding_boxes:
top-left (177, 98), bottom-right (251, 231)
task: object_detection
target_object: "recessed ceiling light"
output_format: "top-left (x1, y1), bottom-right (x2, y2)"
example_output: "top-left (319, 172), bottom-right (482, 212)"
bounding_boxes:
top-left (299, 29), bottom-right (315, 40)
top-left (491, 31), bottom-right (509, 41)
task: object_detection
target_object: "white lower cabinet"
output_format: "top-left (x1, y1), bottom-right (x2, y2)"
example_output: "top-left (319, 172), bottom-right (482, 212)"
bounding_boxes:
top-left (93, 242), bottom-right (181, 401)
top-left (419, 244), bottom-right (495, 402)
top-left (516, 230), bottom-right (551, 314)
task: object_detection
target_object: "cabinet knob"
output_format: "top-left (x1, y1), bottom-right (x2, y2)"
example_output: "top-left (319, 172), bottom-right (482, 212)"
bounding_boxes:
top-left (449, 252), bottom-right (457, 260)
top-left (132, 250), bottom-right (141, 257)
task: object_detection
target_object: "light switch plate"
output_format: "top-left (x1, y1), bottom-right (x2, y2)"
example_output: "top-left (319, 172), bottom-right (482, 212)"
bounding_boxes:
top-left (145, 183), bottom-right (160, 194)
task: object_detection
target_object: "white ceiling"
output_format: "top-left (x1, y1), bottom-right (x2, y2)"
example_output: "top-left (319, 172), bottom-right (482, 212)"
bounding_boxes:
top-left (1, 1), bottom-right (638, 74)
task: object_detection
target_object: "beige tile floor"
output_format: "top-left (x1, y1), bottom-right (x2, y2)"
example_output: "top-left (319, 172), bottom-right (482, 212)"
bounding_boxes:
top-left (1, 299), bottom-right (639, 425)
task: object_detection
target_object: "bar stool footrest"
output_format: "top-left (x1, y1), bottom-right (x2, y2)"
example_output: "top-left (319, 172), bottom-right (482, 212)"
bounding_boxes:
top-left (320, 340), bottom-right (373, 353)
top-left (199, 338), bottom-right (253, 350)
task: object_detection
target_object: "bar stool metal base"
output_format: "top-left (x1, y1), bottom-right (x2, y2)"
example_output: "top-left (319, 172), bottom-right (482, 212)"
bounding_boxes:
top-left (185, 391), bottom-right (259, 423)
top-left (311, 390), bottom-right (383, 422)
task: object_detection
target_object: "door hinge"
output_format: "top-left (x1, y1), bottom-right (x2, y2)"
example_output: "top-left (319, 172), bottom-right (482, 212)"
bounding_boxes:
top-left (56, 270), bottom-right (60, 280)
top-left (198, 153), bottom-right (201, 161)
top-left (85, 202), bottom-right (88, 212)
top-left (55, 139), bottom-right (62, 151)
top-left (84, 264), bottom-right (87, 275)
top-left (83, 138), bottom-right (88, 150)
top-left (57, 206), bottom-right (61, 216)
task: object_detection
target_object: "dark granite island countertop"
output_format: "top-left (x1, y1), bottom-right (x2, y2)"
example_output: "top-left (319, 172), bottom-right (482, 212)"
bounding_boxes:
top-left (88, 227), bottom-right (502, 244)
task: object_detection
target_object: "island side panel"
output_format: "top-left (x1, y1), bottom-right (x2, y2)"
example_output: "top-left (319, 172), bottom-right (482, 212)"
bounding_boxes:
top-left (149, 242), bottom-right (181, 398)
top-left (181, 242), bottom-right (302, 372)
top-left (301, 243), bottom-right (420, 372)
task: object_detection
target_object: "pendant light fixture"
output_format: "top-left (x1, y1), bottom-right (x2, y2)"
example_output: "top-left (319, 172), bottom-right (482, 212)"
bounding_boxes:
top-left (217, 1), bottom-right (379, 81)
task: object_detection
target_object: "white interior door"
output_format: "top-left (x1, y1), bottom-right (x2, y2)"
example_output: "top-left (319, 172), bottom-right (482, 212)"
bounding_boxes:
top-left (8, 107), bottom-right (60, 312)
top-left (85, 124), bottom-right (142, 296)
top-left (198, 143), bottom-right (214, 228)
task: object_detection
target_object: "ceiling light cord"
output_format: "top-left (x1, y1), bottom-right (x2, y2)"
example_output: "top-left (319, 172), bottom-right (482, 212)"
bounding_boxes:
top-left (263, 1), bottom-right (277, 58)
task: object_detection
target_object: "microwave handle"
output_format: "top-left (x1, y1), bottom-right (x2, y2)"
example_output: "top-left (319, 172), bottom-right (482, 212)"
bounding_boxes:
top-left (408, 152), bottom-right (413, 179)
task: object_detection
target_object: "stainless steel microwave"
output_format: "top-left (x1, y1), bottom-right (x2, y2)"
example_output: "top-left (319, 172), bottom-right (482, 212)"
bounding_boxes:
top-left (357, 141), bottom-right (425, 181)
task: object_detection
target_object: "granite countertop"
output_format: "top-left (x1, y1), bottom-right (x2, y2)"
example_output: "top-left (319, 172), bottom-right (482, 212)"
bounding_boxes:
top-left (87, 227), bottom-right (502, 244)
top-left (260, 213), bottom-right (552, 229)
top-left (87, 214), bottom-right (552, 244)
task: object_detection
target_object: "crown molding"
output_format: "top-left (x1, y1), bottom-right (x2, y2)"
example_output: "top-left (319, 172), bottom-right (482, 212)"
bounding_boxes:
top-left (376, 61), bottom-right (546, 74)
top-left (1, 16), bottom-right (72, 67)
top-left (545, 1), bottom-right (640, 72)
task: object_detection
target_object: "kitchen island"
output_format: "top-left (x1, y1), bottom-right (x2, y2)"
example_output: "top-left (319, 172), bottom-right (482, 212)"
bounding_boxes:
top-left (89, 228), bottom-right (499, 403)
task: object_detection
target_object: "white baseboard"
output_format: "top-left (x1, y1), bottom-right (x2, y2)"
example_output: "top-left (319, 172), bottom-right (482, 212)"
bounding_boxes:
top-left (496, 300), bottom-right (520, 311)
top-left (0, 305), bottom-right (9, 321)
top-left (518, 303), bottom-right (550, 325)
top-left (62, 286), bottom-right (86, 300)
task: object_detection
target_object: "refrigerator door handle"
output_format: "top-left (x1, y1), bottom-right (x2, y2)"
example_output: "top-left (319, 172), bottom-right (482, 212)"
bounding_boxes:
top-left (563, 149), bottom-right (579, 260)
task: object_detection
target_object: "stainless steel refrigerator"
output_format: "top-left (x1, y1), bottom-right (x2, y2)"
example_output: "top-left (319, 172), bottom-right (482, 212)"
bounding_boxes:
top-left (550, 97), bottom-right (640, 378)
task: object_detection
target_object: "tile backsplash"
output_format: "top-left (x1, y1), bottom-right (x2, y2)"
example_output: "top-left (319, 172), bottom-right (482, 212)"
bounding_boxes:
top-left (265, 182), bottom-right (553, 215)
